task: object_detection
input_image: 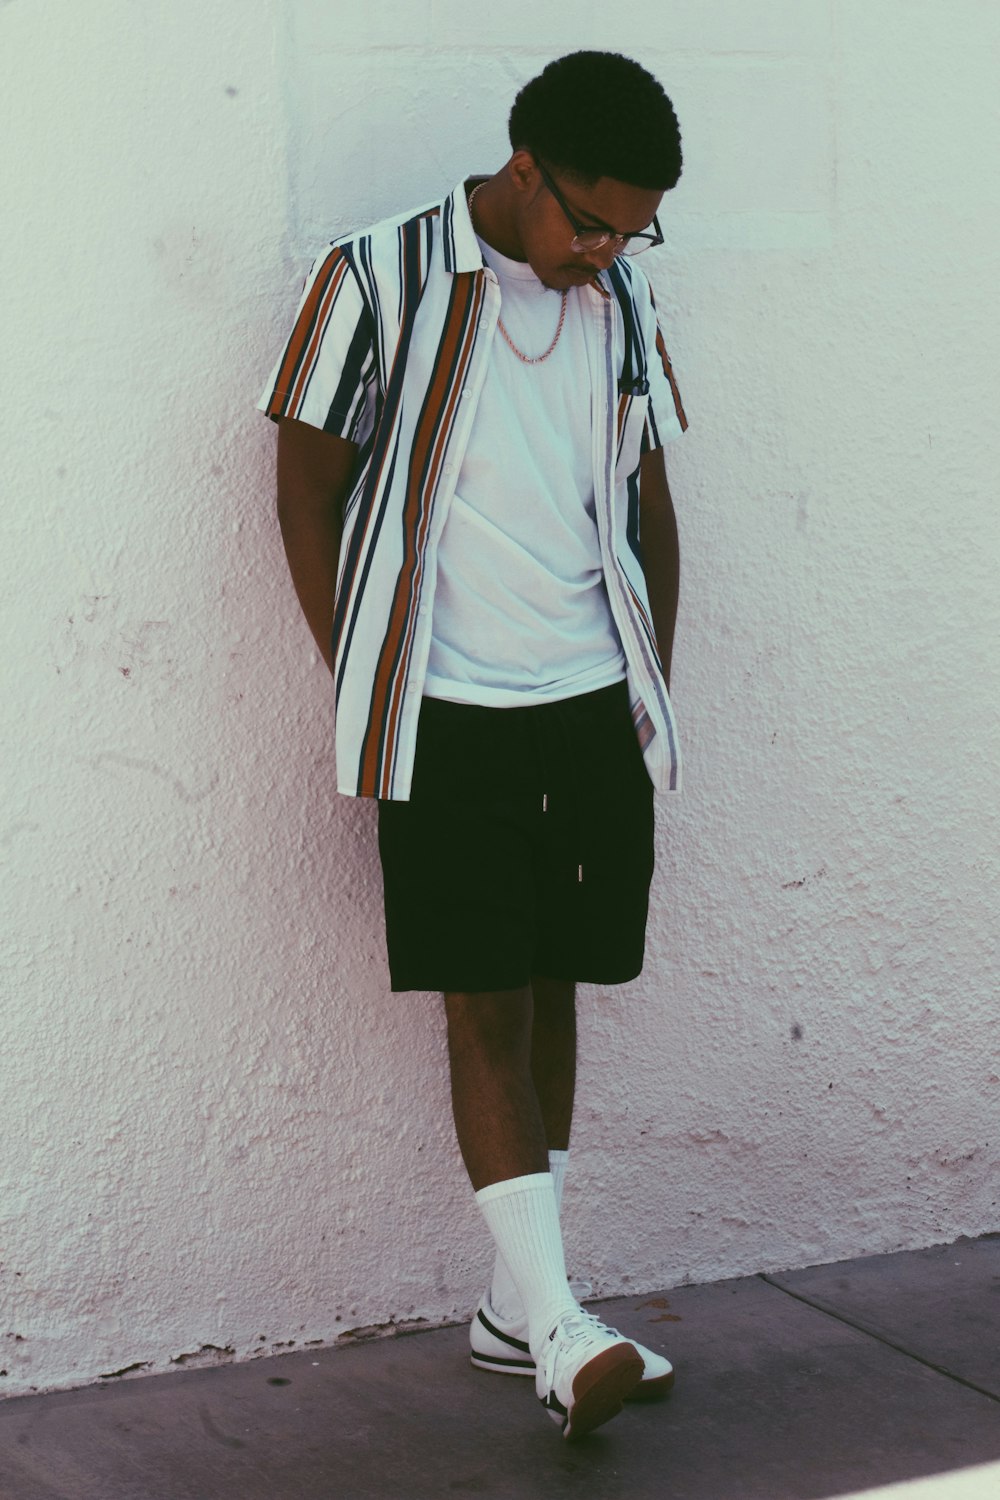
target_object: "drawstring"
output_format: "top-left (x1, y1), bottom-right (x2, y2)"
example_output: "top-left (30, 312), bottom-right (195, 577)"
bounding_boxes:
top-left (541, 790), bottom-right (583, 880)
top-left (535, 699), bottom-right (587, 886)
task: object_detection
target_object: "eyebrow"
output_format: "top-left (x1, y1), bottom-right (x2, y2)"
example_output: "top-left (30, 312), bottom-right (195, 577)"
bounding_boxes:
top-left (564, 190), bottom-right (649, 237)
top-left (564, 191), bottom-right (618, 232)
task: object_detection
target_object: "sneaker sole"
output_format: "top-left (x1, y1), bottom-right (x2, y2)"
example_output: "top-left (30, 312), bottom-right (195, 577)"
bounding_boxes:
top-left (564, 1343), bottom-right (644, 1441)
top-left (470, 1346), bottom-right (675, 1400)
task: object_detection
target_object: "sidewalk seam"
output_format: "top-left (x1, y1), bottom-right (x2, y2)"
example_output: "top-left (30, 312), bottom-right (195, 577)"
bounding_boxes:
top-left (757, 1275), bottom-right (1000, 1406)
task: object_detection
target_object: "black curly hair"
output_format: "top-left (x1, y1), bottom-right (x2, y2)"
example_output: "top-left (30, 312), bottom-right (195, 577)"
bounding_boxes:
top-left (508, 51), bottom-right (683, 191)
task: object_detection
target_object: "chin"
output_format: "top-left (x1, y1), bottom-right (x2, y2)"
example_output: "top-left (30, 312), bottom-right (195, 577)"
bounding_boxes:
top-left (545, 267), bottom-right (596, 291)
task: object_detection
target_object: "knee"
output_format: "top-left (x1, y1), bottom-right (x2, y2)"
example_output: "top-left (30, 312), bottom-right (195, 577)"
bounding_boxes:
top-left (445, 988), bottom-right (533, 1064)
top-left (531, 976), bottom-right (576, 1027)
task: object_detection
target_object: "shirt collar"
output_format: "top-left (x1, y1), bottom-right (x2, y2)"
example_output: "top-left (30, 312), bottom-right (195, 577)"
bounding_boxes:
top-left (443, 179), bottom-right (484, 273)
top-left (442, 177), bottom-right (612, 298)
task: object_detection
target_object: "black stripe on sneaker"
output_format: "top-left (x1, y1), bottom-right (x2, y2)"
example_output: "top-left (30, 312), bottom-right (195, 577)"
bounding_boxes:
top-left (540, 1391), bottom-right (568, 1418)
top-left (476, 1308), bottom-right (531, 1354)
top-left (472, 1351), bottom-right (534, 1370)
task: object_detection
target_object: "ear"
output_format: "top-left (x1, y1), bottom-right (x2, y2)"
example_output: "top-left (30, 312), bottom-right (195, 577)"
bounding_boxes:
top-left (508, 149), bottom-right (541, 198)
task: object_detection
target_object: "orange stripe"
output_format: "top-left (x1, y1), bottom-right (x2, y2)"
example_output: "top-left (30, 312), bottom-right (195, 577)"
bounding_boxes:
top-left (374, 281), bottom-right (482, 795)
top-left (624, 574), bottom-right (656, 648)
top-left (267, 250), bottom-right (349, 417)
top-left (617, 392), bottom-right (630, 446)
top-left (287, 256), bottom-right (351, 417)
top-left (631, 700), bottom-right (654, 750)
top-left (359, 276), bottom-right (482, 797)
top-left (332, 214), bottom-right (437, 705)
top-left (380, 284), bottom-right (484, 793)
top-left (330, 243), bottom-right (412, 674)
top-left (655, 325), bottom-right (687, 432)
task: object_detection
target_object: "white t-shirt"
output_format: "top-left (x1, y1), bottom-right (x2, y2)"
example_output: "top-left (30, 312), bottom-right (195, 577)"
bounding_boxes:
top-left (423, 237), bottom-right (626, 707)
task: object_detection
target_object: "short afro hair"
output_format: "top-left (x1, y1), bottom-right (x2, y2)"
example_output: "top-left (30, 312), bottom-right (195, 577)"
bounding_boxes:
top-left (508, 51), bottom-right (683, 191)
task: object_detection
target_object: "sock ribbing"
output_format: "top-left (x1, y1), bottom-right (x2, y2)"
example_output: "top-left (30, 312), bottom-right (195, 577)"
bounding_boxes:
top-left (549, 1149), bottom-right (569, 1213)
top-left (489, 1150), bottom-right (569, 1321)
top-left (475, 1172), bottom-right (578, 1358)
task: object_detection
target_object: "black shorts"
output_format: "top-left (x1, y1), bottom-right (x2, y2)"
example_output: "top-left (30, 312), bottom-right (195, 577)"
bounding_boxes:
top-left (376, 679), bottom-right (655, 993)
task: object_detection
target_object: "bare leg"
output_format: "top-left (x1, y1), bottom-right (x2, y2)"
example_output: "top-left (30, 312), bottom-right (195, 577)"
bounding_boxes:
top-left (530, 977), bottom-right (577, 1153)
top-left (444, 987), bottom-right (549, 1192)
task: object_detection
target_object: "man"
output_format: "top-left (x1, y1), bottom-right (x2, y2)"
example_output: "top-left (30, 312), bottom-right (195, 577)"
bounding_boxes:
top-left (257, 50), bottom-right (687, 1439)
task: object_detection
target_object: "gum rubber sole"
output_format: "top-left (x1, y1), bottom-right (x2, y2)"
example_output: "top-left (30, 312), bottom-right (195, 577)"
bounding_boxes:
top-left (471, 1352), bottom-right (676, 1400)
top-left (625, 1368), bottom-right (675, 1401)
top-left (563, 1344), bottom-right (644, 1440)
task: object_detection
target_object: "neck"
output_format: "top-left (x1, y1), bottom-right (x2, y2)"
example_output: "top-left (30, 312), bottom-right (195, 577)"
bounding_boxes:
top-left (467, 174), bottom-right (527, 261)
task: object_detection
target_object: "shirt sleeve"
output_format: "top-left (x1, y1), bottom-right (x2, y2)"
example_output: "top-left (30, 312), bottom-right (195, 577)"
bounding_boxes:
top-left (256, 244), bottom-right (377, 446)
top-left (640, 282), bottom-right (688, 451)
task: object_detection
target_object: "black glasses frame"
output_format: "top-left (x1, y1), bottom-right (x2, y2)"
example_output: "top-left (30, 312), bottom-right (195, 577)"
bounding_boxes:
top-left (535, 158), bottom-right (663, 256)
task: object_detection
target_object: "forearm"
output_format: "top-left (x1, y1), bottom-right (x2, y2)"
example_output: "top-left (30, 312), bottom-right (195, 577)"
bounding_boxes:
top-left (276, 500), bottom-right (342, 673)
top-left (638, 450), bottom-right (680, 690)
top-left (274, 419), bottom-right (359, 676)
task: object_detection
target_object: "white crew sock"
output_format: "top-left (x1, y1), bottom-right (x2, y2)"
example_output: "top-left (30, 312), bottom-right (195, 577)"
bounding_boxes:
top-left (549, 1148), bottom-right (570, 1212)
top-left (475, 1171), bottom-right (579, 1359)
top-left (488, 1150), bottom-right (568, 1320)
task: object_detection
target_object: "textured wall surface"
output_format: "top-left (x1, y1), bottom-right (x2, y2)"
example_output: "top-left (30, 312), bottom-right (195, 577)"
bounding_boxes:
top-left (2, 0), bottom-right (998, 1398)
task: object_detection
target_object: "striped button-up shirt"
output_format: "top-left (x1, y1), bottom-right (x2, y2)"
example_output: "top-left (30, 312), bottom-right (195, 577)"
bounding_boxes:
top-left (257, 180), bottom-right (688, 801)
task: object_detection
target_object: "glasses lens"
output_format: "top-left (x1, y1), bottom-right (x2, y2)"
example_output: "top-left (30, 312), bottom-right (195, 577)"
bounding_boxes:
top-left (622, 238), bottom-right (651, 255)
top-left (572, 230), bottom-right (612, 253)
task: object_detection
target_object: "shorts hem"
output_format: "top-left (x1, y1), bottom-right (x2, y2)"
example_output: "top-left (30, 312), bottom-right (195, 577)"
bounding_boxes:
top-left (387, 963), bottom-right (644, 993)
top-left (389, 976), bottom-right (532, 995)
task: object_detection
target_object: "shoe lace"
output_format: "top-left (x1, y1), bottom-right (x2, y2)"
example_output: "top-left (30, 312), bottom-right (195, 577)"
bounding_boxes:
top-left (540, 1306), bottom-right (624, 1385)
top-left (566, 1306), bottom-right (624, 1341)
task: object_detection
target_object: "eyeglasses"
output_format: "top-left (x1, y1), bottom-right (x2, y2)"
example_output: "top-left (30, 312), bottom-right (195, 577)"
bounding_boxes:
top-left (535, 158), bottom-right (663, 257)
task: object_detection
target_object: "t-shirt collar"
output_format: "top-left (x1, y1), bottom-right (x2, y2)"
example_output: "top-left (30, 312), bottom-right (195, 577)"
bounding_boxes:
top-left (442, 178), bottom-right (612, 298)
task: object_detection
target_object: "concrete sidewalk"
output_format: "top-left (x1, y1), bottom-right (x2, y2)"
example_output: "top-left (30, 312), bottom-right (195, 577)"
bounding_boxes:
top-left (1, 1235), bottom-right (998, 1500)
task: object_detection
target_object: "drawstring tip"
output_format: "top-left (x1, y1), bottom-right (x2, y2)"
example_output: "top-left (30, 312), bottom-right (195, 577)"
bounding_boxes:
top-left (577, 864), bottom-right (583, 884)
top-left (542, 793), bottom-right (548, 813)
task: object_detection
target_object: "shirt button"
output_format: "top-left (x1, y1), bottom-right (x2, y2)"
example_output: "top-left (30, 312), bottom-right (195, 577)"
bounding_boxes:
top-left (443, 463), bottom-right (453, 475)
top-left (461, 388), bottom-right (472, 398)
top-left (478, 318), bottom-right (489, 331)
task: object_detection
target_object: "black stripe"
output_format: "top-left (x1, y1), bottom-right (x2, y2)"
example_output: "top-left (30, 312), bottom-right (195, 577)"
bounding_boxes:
top-left (332, 219), bottom-right (423, 707)
top-left (325, 312), bottom-right (373, 435)
top-left (364, 270), bottom-right (483, 792)
top-left (472, 1352), bottom-right (534, 1370)
top-left (442, 189), bottom-right (455, 271)
top-left (356, 215), bottom-right (439, 790)
top-left (275, 248), bottom-right (347, 418)
top-left (476, 1307), bottom-right (530, 1354)
top-left (608, 258), bottom-right (650, 396)
top-left (333, 437), bottom-right (400, 707)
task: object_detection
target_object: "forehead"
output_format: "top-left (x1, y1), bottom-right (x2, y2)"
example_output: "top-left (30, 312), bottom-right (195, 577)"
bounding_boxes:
top-left (559, 172), bottom-right (662, 228)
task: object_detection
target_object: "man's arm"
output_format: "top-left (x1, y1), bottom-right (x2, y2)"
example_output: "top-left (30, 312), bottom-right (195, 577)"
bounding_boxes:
top-left (638, 445), bottom-right (680, 692)
top-left (275, 417), bottom-right (360, 674)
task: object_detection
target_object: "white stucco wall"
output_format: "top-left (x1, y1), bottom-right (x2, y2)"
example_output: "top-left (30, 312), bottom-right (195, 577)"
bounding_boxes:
top-left (2, 0), bottom-right (997, 1398)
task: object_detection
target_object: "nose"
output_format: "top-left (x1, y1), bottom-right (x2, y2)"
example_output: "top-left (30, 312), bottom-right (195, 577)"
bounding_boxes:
top-left (581, 242), bottom-right (620, 273)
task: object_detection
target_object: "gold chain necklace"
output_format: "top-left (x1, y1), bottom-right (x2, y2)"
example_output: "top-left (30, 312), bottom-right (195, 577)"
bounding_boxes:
top-left (468, 181), bottom-right (568, 365)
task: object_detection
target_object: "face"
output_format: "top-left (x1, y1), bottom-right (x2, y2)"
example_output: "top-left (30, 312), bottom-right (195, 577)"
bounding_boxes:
top-left (509, 150), bottom-right (664, 291)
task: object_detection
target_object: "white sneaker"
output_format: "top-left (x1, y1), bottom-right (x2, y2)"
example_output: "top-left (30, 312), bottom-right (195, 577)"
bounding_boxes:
top-left (535, 1308), bottom-right (644, 1439)
top-left (470, 1292), bottom-right (675, 1400)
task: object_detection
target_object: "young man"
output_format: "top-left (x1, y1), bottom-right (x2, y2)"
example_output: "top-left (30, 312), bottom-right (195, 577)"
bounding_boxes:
top-left (257, 51), bottom-right (687, 1439)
